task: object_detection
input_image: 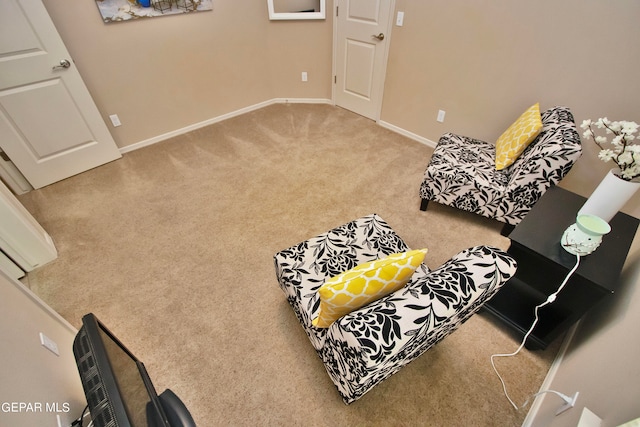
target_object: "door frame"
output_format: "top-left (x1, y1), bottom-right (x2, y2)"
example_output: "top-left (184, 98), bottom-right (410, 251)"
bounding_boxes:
top-left (331, 0), bottom-right (396, 121)
top-left (0, 180), bottom-right (57, 273)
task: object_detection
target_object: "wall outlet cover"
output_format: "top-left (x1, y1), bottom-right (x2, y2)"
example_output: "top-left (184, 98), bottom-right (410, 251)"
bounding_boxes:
top-left (109, 114), bottom-right (121, 127)
top-left (39, 332), bottom-right (60, 356)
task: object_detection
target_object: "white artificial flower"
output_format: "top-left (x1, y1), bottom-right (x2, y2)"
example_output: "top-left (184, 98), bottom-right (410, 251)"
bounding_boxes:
top-left (583, 117), bottom-right (640, 181)
top-left (621, 167), bottom-right (638, 180)
top-left (595, 136), bottom-right (608, 144)
top-left (598, 149), bottom-right (616, 162)
top-left (622, 121), bottom-right (639, 134)
top-left (610, 121), bottom-right (623, 132)
top-left (611, 134), bottom-right (625, 146)
top-left (618, 150), bottom-right (634, 165)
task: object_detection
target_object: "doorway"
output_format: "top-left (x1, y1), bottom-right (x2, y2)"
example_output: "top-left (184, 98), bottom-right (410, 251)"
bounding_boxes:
top-left (333, 0), bottom-right (395, 120)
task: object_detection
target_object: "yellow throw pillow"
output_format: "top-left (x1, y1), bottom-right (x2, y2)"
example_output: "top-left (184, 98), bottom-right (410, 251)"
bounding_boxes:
top-left (495, 103), bottom-right (543, 170)
top-left (312, 249), bottom-right (428, 328)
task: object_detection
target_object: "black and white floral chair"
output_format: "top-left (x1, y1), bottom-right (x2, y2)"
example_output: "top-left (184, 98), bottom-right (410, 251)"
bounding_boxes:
top-left (419, 106), bottom-right (582, 235)
top-left (273, 214), bottom-right (517, 404)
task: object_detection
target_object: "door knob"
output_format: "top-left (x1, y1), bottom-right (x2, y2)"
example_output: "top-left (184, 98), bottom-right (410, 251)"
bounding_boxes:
top-left (372, 33), bottom-right (385, 41)
top-left (52, 59), bottom-right (71, 70)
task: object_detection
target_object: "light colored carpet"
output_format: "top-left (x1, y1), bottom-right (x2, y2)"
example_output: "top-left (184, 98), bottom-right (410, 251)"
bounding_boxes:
top-left (19, 103), bottom-right (560, 426)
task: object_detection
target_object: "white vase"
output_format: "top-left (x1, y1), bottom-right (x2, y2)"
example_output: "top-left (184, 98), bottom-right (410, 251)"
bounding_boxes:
top-left (577, 168), bottom-right (640, 222)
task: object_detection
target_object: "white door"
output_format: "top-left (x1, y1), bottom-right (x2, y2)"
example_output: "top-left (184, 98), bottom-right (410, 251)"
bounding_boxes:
top-left (0, 0), bottom-right (121, 190)
top-left (0, 180), bottom-right (57, 275)
top-left (334, 0), bottom-right (394, 120)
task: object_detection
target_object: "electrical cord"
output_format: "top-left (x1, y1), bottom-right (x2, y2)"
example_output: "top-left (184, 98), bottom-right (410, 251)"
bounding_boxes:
top-left (520, 389), bottom-right (577, 410)
top-left (490, 253), bottom-right (581, 410)
top-left (70, 405), bottom-right (90, 427)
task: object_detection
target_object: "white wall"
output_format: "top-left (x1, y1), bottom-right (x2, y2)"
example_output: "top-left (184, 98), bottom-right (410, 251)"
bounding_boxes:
top-left (0, 272), bottom-right (86, 427)
top-left (528, 236), bottom-right (640, 426)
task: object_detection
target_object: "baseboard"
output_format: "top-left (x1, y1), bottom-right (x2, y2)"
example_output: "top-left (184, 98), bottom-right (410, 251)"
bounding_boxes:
top-left (119, 98), bottom-right (434, 154)
top-left (521, 321), bottom-right (581, 426)
top-left (274, 98), bottom-right (333, 105)
top-left (377, 120), bottom-right (437, 148)
top-left (119, 98), bottom-right (332, 154)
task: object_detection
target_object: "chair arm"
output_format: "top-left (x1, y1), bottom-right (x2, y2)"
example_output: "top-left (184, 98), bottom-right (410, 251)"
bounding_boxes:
top-left (320, 246), bottom-right (516, 402)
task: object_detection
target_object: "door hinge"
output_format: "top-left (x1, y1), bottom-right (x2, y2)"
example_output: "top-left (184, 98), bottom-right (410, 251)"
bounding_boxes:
top-left (334, 76), bottom-right (337, 84)
top-left (0, 150), bottom-right (10, 162)
top-left (336, 6), bottom-right (338, 17)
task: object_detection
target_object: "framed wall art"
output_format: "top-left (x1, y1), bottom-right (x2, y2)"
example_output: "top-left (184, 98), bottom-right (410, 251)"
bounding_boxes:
top-left (95, 0), bottom-right (213, 23)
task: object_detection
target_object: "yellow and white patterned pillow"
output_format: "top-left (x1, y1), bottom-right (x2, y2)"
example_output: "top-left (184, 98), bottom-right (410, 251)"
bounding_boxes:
top-left (495, 103), bottom-right (543, 170)
top-left (312, 248), bottom-right (428, 328)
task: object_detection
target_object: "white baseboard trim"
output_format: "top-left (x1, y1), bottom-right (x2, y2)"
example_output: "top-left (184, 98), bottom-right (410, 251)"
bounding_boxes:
top-left (377, 120), bottom-right (437, 148)
top-left (119, 98), bottom-right (333, 154)
top-left (276, 98), bottom-right (333, 105)
top-left (521, 321), bottom-right (581, 426)
top-left (119, 98), bottom-right (436, 154)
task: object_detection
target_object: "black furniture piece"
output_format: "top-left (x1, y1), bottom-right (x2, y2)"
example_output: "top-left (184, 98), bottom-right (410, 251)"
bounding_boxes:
top-left (484, 186), bottom-right (639, 350)
top-left (73, 313), bottom-right (196, 427)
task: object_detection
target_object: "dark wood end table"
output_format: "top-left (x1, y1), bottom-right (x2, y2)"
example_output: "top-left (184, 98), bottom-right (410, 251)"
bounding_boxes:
top-left (483, 186), bottom-right (639, 349)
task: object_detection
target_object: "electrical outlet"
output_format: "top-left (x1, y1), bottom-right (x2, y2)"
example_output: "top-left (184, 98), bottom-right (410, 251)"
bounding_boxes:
top-left (301, 72), bottom-right (308, 82)
top-left (556, 391), bottom-right (579, 416)
top-left (396, 11), bottom-right (404, 26)
top-left (109, 114), bottom-right (121, 127)
top-left (437, 110), bottom-right (446, 123)
top-left (39, 332), bottom-right (59, 356)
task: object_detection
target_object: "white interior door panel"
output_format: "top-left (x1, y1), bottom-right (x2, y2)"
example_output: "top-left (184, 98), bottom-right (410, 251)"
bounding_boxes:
top-left (334, 0), bottom-right (393, 120)
top-left (0, 0), bottom-right (121, 189)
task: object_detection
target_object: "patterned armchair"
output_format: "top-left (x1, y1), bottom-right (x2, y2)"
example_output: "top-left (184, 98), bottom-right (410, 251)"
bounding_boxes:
top-left (274, 214), bottom-right (517, 404)
top-left (419, 106), bottom-right (582, 234)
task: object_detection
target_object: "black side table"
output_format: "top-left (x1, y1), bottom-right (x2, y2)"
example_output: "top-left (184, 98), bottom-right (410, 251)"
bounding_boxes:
top-left (484, 186), bottom-right (639, 349)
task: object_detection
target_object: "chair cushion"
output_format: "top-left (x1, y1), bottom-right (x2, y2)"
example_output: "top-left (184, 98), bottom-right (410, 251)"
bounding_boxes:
top-left (419, 133), bottom-right (511, 217)
top-left (313, 249), bottom-right (427, 328)
top-left (426, 134), bottom-right (510, 190)
top-left (495, 103), bottom-right (543, 170)
top-left (273, 214), bottom-right (413, 351)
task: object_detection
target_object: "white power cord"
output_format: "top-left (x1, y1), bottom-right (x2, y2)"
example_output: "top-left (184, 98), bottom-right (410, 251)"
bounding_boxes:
top-left (490, 253), bottom-right (581, 410)
top-left (70, 405), bottom-right (92, 427)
